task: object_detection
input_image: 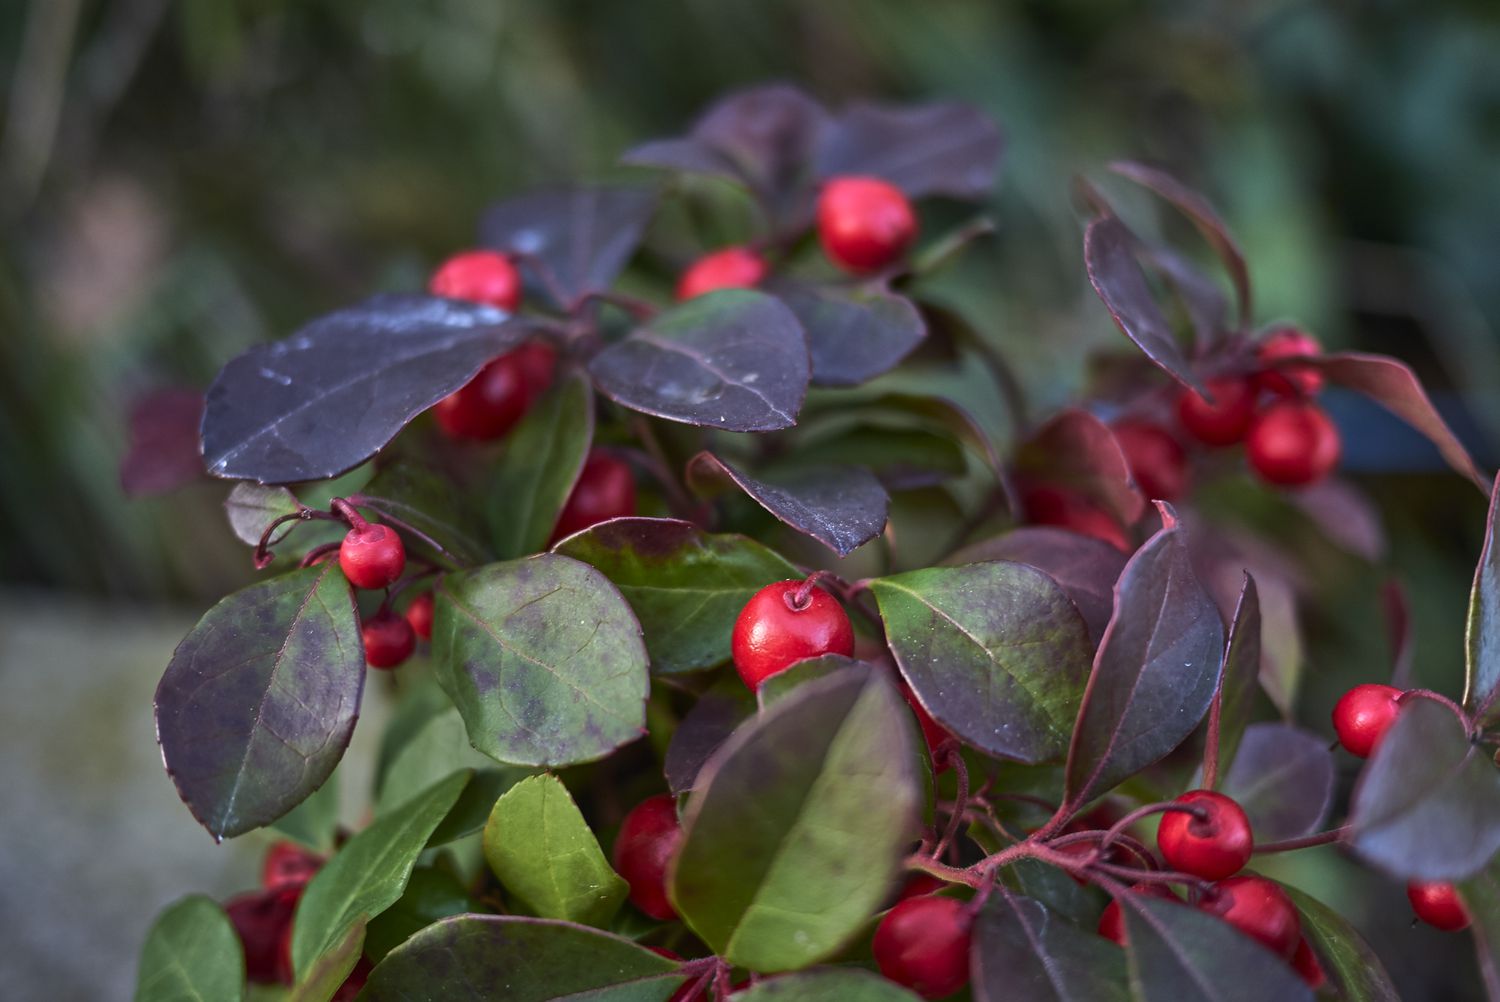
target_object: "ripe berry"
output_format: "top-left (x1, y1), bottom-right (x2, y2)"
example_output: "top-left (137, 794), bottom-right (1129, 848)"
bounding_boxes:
top-left (1408, 881), bottom-right (1470, 932)
top-left (433, 353), bottom-right (529, 441)
top-left (339, 523), bottom-right (406, 590)
top-left (872, 895), bottom-right (972, 1000)
top-left (428, 249), bottom-right (522, 312)
top-left (551, 450), bottom-right (637, 543)
top-left (332, 957), bottom-right (373, 1002)
top-left (612, 795), bottom-right (684, 921)
top-left (1156, 790), bottom-right (1253, 881)
top-left (1176, 376), bottom-right (1257, 447)
top-left (1113, 421), bottom-right (1188, 502)
top-left (226, 886), bottom-right (301, 984)
top-left (511, 341), bottom-right (558, 405)
top-left (1246, 399), bottom-right (1341, 487)
top-left (1290, 937), bottom-right (1326, 990)
top-left (362, 610), bottom-right (415, 670)
top-left (901, 683), bottom-right (953, 772)
top-left (1020, 484), bottom-right (1130, 551)
top-left (897, 873), bottom-right (947, 901)
top-left (1198, 875), bottom-right (1302, 960)
top-left (1255, 328), bottom-right (1325, 396)
top-left (817, 176), bottom-right (918, 274)
top-left (676, 246), bottom-right (767, 300)
top-left (731, 580), bottom-right (856, 691)
top-left (405, 591), bottom-right (435, 641)
top-left (1331, 683), bottom-right (1403, 758)
top-left (261, 841), bottom-right (321, 890)
top-left (1098, 884), bottom-right (1179, 946)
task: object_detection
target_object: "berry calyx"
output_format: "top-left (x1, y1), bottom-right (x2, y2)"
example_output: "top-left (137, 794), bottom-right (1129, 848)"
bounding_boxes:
top-left (339, 523), bottom-right (406, 590)
top-left (428, 249), bottom-right (522, 312)
top-left (677, 246), bottom-right (767, 300)
top-left (404, 591), bottom-right (435, 641)
top-left (872, 894), bottom-right (972, 1000)
top-left (1198, 875), bottom-right (1302, 959)
top-left (1255, 328), bottom-right (1324, 397)
top-left (612, 795), bottom-right (684, 921)
top-left (1246, 399), bottom-right (1341, 487)
top-left (362, 610), bottom-right (415, 669)
top-left (1291, 937), bottom-right (1326, 990)
top-left (731, 579), bottom-right (856, 691)
top-left (817, 176), bottom-right (918, 274)
top-left (1176, 376), bottom-right (1257, 447)
top-left (550, 450), bottom-right (637, 543)
top-left (1098, 884), bottom-right (1179, 946)
top-left (1113, 420), bottom-right (1189, 502)
top-left (1156, 790), bottom-right (1253, 881)
top-left (261, 841), bottom-right (321, 890)
top-left (1331, 683), bottom-right (1403, 758)
top-left (1408, 881), bottom-right (1470, 932)
top-left (432, 354), bottom-right (529, 441)
top-left (1020, 483), bottom-right (1130, 551)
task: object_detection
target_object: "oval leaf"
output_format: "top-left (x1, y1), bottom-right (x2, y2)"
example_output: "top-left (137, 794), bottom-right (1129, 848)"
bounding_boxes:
top-left (1282, 886), bottom-right (1401, 1002)
top-left (663, 678), bottom-right (756, 794)
top-left (589, 290), bottom-right (810, 433)
top-left (488, 370), bottom-right (595, 558)
top-left (973, 893), bottom-right (1128, 1002)
top-left (772, 281), bottom-right (926, 387)
top-left (737, 968), bottom-right (923, 1001)
top-left (432, 553), bottom-right (649, 767)
top-left (155, 563), bottom-right (363, 840)
top-left (225, 482), bottom-right (302, 547)
top-left (121, 388), bottom-right (206, 497)
top-left (134, 895), bottom-right (244, 1002)
top-left (1220, 723), bottom-right (1333, 841)
top-left (1469, 473), bottom-right (1500, 722)
top-left (816, 100), bottom-right (1002, 200)
top-left (1017, 409), bottom-right (1146, 524)
top-left (670, 668), bottom-right (921, 972)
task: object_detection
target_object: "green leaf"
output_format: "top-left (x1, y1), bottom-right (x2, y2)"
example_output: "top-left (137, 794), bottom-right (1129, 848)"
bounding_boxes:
top-left (364, 865), bottom-right (477, 963)
top-left (135, 895), bottom-right (244, 1002)
top-left (432, 554), bottom-right (650, 767)
top-left (489, 370), bottom-right (595, 558)
top-left (670, 668), bottom-right (921, 972)
top-left (972, 893), bottom-right (1127, 1002)
top-left (735, 968), bottom-right (923, 1001)
top-left (375, 700), bottom-right (511, 816)
top-left (1282, 886), bottom-right (1400, 1002)
top-left (757, 655), bottom-right (866, 709)
top-left (225, 482), bottom-right (301, 546)
top-left (555, 518), bottom-right (800, 674)
top-left (358, 461), bottom-right (490, 567)
top-left (869, 562), bottom-right (1093, 763)
top-left (362, 915), bottom-right (685, 1001)
top-left (287, 918), bottom-right (365, 1002)
top-left (1468, 474), bottom-right (1500, 723)
top-left (290, 770), bottom-right (470, 976)
top-left (1121, 895), bottom-right (1313, 1002)
top-left (483, 773), bottom-right (628, 925)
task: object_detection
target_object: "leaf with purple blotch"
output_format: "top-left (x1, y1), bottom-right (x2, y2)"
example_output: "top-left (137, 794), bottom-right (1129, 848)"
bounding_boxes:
top-left (120, 388), bottom-right (205, 496)
top-left (770, 280), bottom-right (926, 387)
top-left (1220, 723), bottom-right (1334, 841)
top-left (815, 100), bottom-right (1003, 200)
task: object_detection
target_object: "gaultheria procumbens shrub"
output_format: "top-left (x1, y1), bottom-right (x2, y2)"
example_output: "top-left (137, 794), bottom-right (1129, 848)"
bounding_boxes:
top-left (124, 84), bottom-right (1500, 1002)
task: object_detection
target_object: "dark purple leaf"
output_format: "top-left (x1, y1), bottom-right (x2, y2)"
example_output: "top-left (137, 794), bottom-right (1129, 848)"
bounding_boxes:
top-left (202, 295), bottom-right (527, 484)
top-left (663, 678), bottom-right (755, 794)
top-left (1287, 478), bottom-right (1386, 562)
top-left (1349, 697), bottom-right (1500, 881)
top-left (815, 100), bottom-right (1003, 200)
top-left (155, 563), bottom-right (364, 840)
top-left (1283, 886), bottom-right (1401, 1002)
top-left (588, 290), bottom-right (810, 433)
top-left (479, 185), bottom-right (658, 310)
top-left (1220, 723), bottom-right (1334, 841)
top-left (224, 482), bottom-right (302, 547)
top-left (1210, 575), bottom-right (1261, 787)
top-left (120, 388), bottom-right (205, 496)
top-left (1120, 895), bottom-right (1313, 1002)
top-left (1084, 215), bottom-right (1203, 394)
top-left (1065, 505), bottom-right (1225, 808)
top-left (1468, 474), bottom-right (1500, 722)
top-left (771, 281), bottom-right (926, 387)
top-left (1383, 577), bottom-right (1415, 689)
top-left (1138, 244), bottom-right (1228, 351)
top-left (1017, 409), bottom-right (1146, 526)
top-left (972, 893), bottom-right (1128, 1002)
top-left (687, 451), bottom-right (888, 557)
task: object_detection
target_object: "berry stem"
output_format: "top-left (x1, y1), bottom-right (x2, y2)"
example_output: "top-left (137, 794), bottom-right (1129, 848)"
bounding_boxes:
top-left (298, 542), bottom-right (341, 569)
top-left (932, 746), bottom-right (970, 860)
top-left (786, 571), bottom-right (834, 612)
top-left (330, 497), bottom-right (369, 531)
top-left (1095, 801), bottom-right (1207, 855)
top-left (252, 508), bottom-right (335, 569)
top-left (1252, 826), bottom-right (1350, 855)
top-left (345, 496), bottom-right (456, 565)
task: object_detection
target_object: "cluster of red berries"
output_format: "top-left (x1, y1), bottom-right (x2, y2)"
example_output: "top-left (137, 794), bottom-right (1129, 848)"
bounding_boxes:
top-left (335, 518), bottom-right (422, 670)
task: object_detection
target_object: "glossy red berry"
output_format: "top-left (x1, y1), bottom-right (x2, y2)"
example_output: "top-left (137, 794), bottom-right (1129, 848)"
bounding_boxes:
top-left (1156, 790), bottom-right (1253, 881)
top-left (1408, 881), bottom-right (1471, 931)
top-left (1255, 328), bottom-right (1324, 397)
top-left (677, 246), bottom-right (767, 300)
top-left (1290, 937), bottom-right (1326, 990)
top-left (901, 683), bottom-right (953, 772)
top-left (428, 249), bottom-right (522, 311)
top-left (1098, 884), bottom-right (1178, 946)
top-left (432, 353), bottom-right (529, 441)
top-left (1331, 683), bottom-right (1403, 758)
top-left (511, 341), bottom-right (558, 405)
top-left (731, 580), bottom-right (856, 691)
top-left (226, 886), bottom-right (301, 984)
top-left (1176, 376), bottom-right (1257, 447)
top-left (872, 895), bottom-right (972, 1000)
top-left (1113, 421), bottom-right (1189, 502)
top-left (817, 176), bottom-right (918, 274)
top-left (1246, 399), bottom-right (1341, 487)
top-left (551, 450), bottom-right (637, 543)
top-left (612, 795), bottom-right (684, 921)
top-left (339, 523), bottom-right (405, 590)
top-left (405, 591), bottom-right (435, 641)
top-left (1199, 875), bottom-right (1302, 960)
top-left (362, 610), bottom-right (415, 669)
top-left (897, 873), bottom-right (947, 901)
top-left (261, 841), bottom-right (321, 890)
top-left (1020, 484), bottom-right (1130, 551)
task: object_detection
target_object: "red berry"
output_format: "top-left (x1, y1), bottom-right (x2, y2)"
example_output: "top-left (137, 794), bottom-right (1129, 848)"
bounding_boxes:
top-left (362, 610), bottom-right (415, 670)
top-left (898, 873), bottom-right (947, 901)
top-left (612, 795), bottom-right (684, 921)
top-left (1246, 399), bottom-right (1341, 487)
top-left (551, 450), bottom-right (637, 543)
top-left (1113, 421), bottom-right (1188, 502)
top-left (428, 249), bottom-right (522, 311)
top-left (1176, 377), bottom-right (1257, 447)
top-left (261, 841), bottom-right (321, 890)
top-left (677, 246), bottom-right (767, 300)
top-left (339, 523), bottom-right (405, 590)
top-left (332, 956), bottom-right (373, 1002)
top-left (1199, 875), bottom-right (1302, 960)
top-left (226, 886), bottom-right (301, 984)
top-left (1290, 936), bottom-right (1326, 990)
top-left (511, 341), bottom-right (558, 406)
top-left (1098, 884), bottom-right (1179, 946)
top-left (817, 176), bottom-right (918, 274)
top-left (1255, 328), bottom-right (1325, 397)
top-left (1020, 484), bottom-right (1130, 551)
top-left (1331, 683), bottom-right (1403, 758)
top-left (731, 580), bottom-right (856, 691)
top-left (872, 895), bottom-right (972, 1000)
top-left (1408, 881), bottom-right (1470, 932)
top-left (901, 683), bottom-right (953, 772)
top-left (1157, 790), bottom-right (1253, 881)
top-left (405, 591), bottom-right (435, 641)
top-left (432, 353), bottom-right (529, 441)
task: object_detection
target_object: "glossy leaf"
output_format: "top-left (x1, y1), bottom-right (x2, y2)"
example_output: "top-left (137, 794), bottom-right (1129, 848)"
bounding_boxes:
top-left (432, 554), bottom-right (650, 767)
top-left (482, 773), bottom-right (628, 925)
top-left (155, 563), bottom-right (363, 840)
top-left (1210, 575), bottom-right (1261, 786)
top-left (757, 655), bottom-right (867, 709)
top-left (670, 669), bottom-right (920, 971)
top-left (1282, 886), bottom-right (1400, 1002)
top-left (363, 915), bottom-right (684, 1001)
top-left (357, 461), bottom-right (490, 567)
top-left (1065, 507), bottom-right (1225, 808)
top-left (1016, 409), bottom-right (1145, 525)
top-left (1349, 697), bottom-right (1500, 880)
top-left (224, 482), bottom-right (302, 547)
top-left (972, 893), bottom-right (1128, 1002)
top-left (134, 895), bottom-right (244, 1002)
top-left (772, 281), bottom-right (925, 387)
top-left (737, 968), bottom-right (924, 1001)
top-left (816, 100), bottom-right (1002, 200)
top-left (1139, 243), bottom-right (1228, 350)
top-left (870, 562), bottom-right (1094, 763)
top-left (120, 388), bottom-right (205, 497)
top-left (688, 452), bottom-right (888, 557)
top-left (1220, 723), bottom-right (1334, 841)
top-left (290, 770), bottom-right (470, 976)
top-left (288, 918), bottom-right (365, 1002)
top-left (663, 678), bottom-right (755, 794)
top-left (488, 370), bottom-right (594, 558)
top-left (201, 295), bottom-right (527, 484)
top-left (588, 290), bottom-right (810, 433)
top-left (556, 518), bottom-right (799, 674)
top-left (1469, 473), bottom-right (1500, 722)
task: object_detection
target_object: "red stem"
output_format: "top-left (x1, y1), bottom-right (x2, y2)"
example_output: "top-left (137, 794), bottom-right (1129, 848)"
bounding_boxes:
top-left (1253, 826), bottom-right (1350, 855)
top-left (329, 497), bottom-right (368, 531)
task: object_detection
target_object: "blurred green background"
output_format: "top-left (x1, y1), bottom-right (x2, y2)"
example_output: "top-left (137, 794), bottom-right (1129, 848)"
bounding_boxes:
top-left (3, 1), bottom-right (1499, 998)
